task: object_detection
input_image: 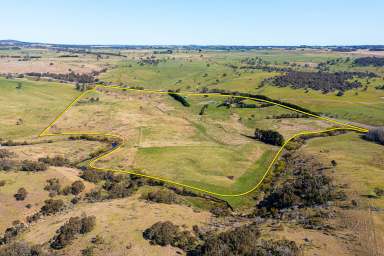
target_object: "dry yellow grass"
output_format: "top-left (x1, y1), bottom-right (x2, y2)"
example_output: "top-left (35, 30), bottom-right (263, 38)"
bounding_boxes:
top-left (0, 167), bottom-right (94, 233)
top-left (21, 191), bottom-right (211, 256)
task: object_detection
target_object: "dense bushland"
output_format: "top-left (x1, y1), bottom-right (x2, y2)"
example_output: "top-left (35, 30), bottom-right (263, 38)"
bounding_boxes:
top-left (193, 223), bottom-right (300, 256)
top-left (266, 71), bottom-right (376, 93)
top-left (50, 215), bottom-right (96, 249)
top-left (353, 57), bottom-right (384, 67)
top-left (0, 241), bottom-right (46, 256)
top-left (254, 128), bottom-right (284, 146)
top-left (363, 127), bottom-right (384, 145)
top-left (20, 160), bottom-right (48, 172)
top-left (143, 221), bottom-right (198, 251)
top-left (38, 155), bottom-right (70, 167)
top-left (256, 152), bottom-right (341, 218)
top-left (144, 189), bottom-right (179, 204)
top-left (168, 92), bottom-right (190, 107)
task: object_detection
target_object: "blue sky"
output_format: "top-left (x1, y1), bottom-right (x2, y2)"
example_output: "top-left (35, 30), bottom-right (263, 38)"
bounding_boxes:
top-left (1, 0), bottom-right (383, 45)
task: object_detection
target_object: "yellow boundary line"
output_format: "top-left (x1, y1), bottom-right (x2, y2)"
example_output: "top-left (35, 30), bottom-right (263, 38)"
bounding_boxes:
top-left (39, 85), bottom-right (368, 198)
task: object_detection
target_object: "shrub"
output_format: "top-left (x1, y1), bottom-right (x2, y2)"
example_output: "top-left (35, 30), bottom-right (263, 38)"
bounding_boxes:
top-left (168, 92), bottom-right (190, 107)
top-left (143, 221), bottom-right (197, 251)
top-left (363, 127), bottom-right (384, 145)
top-left (145, 189), bottom-right (178, 204)
top-left (374, 187), bottom-right (384, 197)
top-left (81, 169), bottom-right (104, 183)
top-left (0, 180), bottom-right (5, 187)
top-left (0, 148), bottom-right (13, 159)
top-left (194, 223), bottom-right (299, 256)
top-left (20, 160), bottom-right (47, 172)
top-left (38, 155), bottom-right (70, 166)
top-left (0, 159), bottom-right (15, 171)
top-left (254, 128), bottom-right (284, 146)
top-left (268, 71), bottom-right (375, 92)
top-left (50, 215), bottom-right (96, 249)
top-left (40, 199), bottom-right (65, 215)
top-left (14, 187), bottom-right (28, 201)
top-left (44, 178), bottom-right (61, 194)
top-left (70, 180), bottom-right (85, 195)
top-left (0, 241), bottom-right (45, 256)
top-left (256, 153), bottom-right (336, 216)
top-left (0, 222), bottom-right (26, 244)
top-left (354, 57), bottom-right (384, 67)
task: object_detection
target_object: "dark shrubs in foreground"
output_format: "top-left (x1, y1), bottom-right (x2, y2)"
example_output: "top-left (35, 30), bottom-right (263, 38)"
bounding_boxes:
top-left (143, 221), bottom-right (300, 256)
top-left (50, 215), bottom-right (96, 249)
top-left (143, 221), bottom-right (198, 251)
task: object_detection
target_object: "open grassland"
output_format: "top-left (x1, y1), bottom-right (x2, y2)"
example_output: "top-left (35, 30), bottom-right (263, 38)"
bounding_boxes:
top-left (255, 81), bottom-right (384, 126)
top-left (7, 139), bottom-right (104, 164)
top-left (0, 78), bottom-right (80, 139)
top-left (0, 47), bottom-right (115, 74)
top-left (48, 87), bottom-right (333, 206)
top-left (301, 133), bottom-right (384, 255)
top-left (100, 49), bottom-right (384, 126)
top-left (20, 191), bottom-right (211, 256)
top-left (302, 133), bottom-right (384, 208)
top-left (0, 167), bottom-right (95, 233)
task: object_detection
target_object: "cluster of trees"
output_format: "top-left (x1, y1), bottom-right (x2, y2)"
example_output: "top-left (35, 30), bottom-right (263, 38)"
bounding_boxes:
top-left (25, 71), bottom-right (95, 83)
top-left (143, 221), bottom-right (300, 256)
top-left (50, 215), bottom-right (96, 249)
top-left (26, 199), bottom-right (66, 223)
top-left (137, 56), bottom-right (161, 65)
top-left (363, 127), bottom-right (384, 145)
top-left (168, 92), bottom-right (190, 107)
top-left (143, 221), bottom-right (198, 251)
top-left (20, 160), bottom-right (48, 172)
top-left (82, 170), bottom-right (157, 202)
top-left (0, 222), bottom-right (26, 245)
top-left (0, 241), bottom-right (46, 256)
top-left (37, 155), bottom-right (70, 167)
top-left (14, 187), bottom-right (28, 201)
top-left (44, 178), bottom-right (85, 197)
top-left (375, 84), bottom-right (384, 90)
top-left (194, 223), bottom-right (299, 256)
top-left (40, 199), bottom-right (65, 215)
top-left (267, 113), bottom-right (308, 119)
top-left (198, 87), bottom-right (318, 115)
top-left (0, 149), bottom-right (15, 171)
top-left (217, 97), bottom-right (273, 109)
top-left (145, 189), bottom-right (179, 204)
top-left (268, 71), bottom-right (377, 93)
top-left (1, 153), bottom-right (72, 173)
top-left (24, 68), bottom-right (107, 84)
top-left (241, 57), bottom-right (269, 66)
top-left (254, 128), bottom-right (285, 146)
top-left (353, 57), bottom-right (384, 67)
top-left (256, 152), bottom-right (338, 217)
top-left (199, 104), bottom-right (209, 115)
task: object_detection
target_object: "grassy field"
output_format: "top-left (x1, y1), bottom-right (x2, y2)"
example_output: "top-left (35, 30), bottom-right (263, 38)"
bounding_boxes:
top-left (301, 133), bottom-right (384, 255)
top-left (20, 191), bottom-right (211, 256)
top-left (100, 49), bottom-right (384, 126)
top-left (45, 87), bottom-right (339, 207)
top-left (1, 47), bottom-right (384, 255)
top-left (0, 77), bottom-right (80, 139)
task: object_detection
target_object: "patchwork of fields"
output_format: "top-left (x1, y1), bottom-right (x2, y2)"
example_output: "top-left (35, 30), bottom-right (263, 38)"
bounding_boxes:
top-left (1, 47), bottom-right (384, 256)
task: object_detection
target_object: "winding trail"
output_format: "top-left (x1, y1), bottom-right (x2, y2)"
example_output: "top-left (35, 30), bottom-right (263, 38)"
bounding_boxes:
top-left (39, 85), bottom-right (368, 198)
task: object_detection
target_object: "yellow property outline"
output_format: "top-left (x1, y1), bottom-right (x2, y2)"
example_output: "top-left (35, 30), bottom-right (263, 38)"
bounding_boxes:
top-left (39, 85), bottom-right (368, 198)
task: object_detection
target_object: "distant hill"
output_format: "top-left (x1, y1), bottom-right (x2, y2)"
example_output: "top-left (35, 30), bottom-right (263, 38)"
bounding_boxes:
top-left (0, 39), bottom-right (384, 51)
